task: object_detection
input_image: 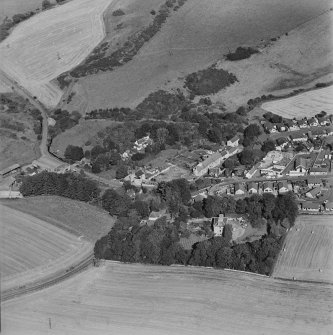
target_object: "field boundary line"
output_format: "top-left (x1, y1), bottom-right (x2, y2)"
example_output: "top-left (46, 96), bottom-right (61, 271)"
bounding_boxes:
top-left (272, 276), bottom-right (333, 286)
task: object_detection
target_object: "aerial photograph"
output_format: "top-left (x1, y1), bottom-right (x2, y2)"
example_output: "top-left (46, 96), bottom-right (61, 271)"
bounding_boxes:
top-left (0, 0), bottom-right (332, 334)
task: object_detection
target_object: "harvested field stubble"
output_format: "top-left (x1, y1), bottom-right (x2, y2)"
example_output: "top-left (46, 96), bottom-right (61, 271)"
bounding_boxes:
top-left (273, 215), bottom-right (333, 283)
top-left (0, 0), bottom-right (113, 107)
top-left (2, 262), bottom-right (332, 334)
top-left (261, 85), bottom-right (333, 118)
top-left (0, 205), bottom-right (92, 292)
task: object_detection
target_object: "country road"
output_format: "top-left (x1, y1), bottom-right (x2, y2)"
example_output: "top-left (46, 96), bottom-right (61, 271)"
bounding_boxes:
top-left (0, 69), bottom-right (122, 189)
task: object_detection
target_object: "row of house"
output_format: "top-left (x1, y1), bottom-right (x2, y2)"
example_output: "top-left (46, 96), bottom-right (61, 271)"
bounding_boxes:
top-left (301, 201), bottom-right (333, 212)
top-left (264, 115), bottom-right (332, 134)
top-left (233, 180), bottom-right (289, 196)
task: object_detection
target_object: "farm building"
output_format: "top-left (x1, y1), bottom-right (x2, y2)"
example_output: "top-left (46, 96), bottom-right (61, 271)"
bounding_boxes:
top-left (193, 152), bottom-right (224, 177)
top-left (302, 202), bottom-right (321, 212)
top-left (226, 135), bottom-right (240, 147)
top-left (0, 163), bottom-right (21, 177)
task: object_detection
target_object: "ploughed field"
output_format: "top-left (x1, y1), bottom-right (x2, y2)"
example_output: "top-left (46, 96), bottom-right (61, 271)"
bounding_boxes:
top-left (261, 85), bottom-right (333, 118)
top-left (0, 204), bottom-right (93, 293)
top-left (70, 0), bottom-right (332, 110)
top-left (2, 262), bottom-right (332, 334)
top-left (272, 215), bottom-right (333, 283)
top-left (0, 0), bottom-right (113, 107)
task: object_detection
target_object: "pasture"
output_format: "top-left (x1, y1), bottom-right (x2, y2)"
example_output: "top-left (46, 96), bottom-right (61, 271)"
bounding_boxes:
top-left (261, 85), bottom-right (333, 118)
top-left (272, 215), bottom-right (333, 283)
top-left (0, 0), bottom-right (43, 23)
top-left (70, 0), bottom-right (332, 110)
top-left (2, 262), bottom-right (332, 334)
top-left (0, 0), bottom-right (113, 107)
top-left (0, 204), bottom-right (92, 292)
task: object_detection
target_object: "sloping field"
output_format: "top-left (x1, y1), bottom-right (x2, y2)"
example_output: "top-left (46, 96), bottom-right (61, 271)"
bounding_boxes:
top-left (273, 215), bottom-right (333, 283)
top-left (71, 0), bottom-right (332, 110)
top-left (1, 195), bottom-right (114, 241)
top-left (0, 0), bottom-right (113, 107)
top-left (261, 86), bottom-right (333, 118)
top-left (0, 0), bottom-right (42, 23)
top-left (0, 204), bottom-right (92, 292)
top-left (2, 262), bottom-right (332, 334)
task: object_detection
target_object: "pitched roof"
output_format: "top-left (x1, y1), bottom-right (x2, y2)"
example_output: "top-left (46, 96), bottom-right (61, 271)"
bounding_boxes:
top-left (235, 183), bottom-right (246, 192)
top-left (263, 181), bottom-right (273, 189)
top-left (306, 187), bottom-right (321, 197)
top-left (228, 135), bottom-right (240, 143)
top-left (248, 182), bottom-right (257, 190)
top-left (302, 202), bottom-right (320, 210)
top-left (278, 180), bottom-right (288, 189)
top-left (195, 152), bottom-right (222, 173)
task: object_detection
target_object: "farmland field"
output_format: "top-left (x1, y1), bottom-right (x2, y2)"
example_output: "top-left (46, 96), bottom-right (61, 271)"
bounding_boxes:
top-left (0, 204), bottom-right (93, 293)
top-left (68, 0), bottom-right (332, 111)
top-left (0, 0), bottom-right (113, 107)
top-left (261, 85), bottom-right (333, 118)
top-left (1, 195), bottom-right (114, 241)
top-left (273, 215), bottom-right (333, 283)
top-left (2, 262), bottom-right (332, 334)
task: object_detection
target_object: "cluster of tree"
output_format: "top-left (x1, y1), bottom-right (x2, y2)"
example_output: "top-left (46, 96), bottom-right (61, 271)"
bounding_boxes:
top-left (20, 171), bottom-right (100, 202)
top-left (242, 123), bottom-right (261, 147)
top-left (193, 192), bottom-right (298, 229)
top-left (263, 111), bottom-right (283, 124)
top-left (48, 109), bottom-right (81, 138)
top-left (184, 67), bottom-right (238, 95)
top-left (67, 0), bottom-right (189, 78)
top-left (85, 107), bottom-right (133, 121)
top-left (225, 46), bottom-right (259, 61)
top-left (64, 145), bottom-right (84, 162)
top-left (112, 9), bottom-right (125, 16)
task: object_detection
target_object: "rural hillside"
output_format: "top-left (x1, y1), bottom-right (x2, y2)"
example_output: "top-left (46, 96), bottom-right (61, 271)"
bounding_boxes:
top-left (0, 0), bottom-right (332, 334)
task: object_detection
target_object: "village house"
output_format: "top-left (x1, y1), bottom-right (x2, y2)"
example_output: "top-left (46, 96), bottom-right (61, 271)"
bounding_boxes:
top-left (325, 202), bottom-right (333, 211)
top-left (290, 131), bottom-right (308, 142)
top-left (245, 163), bottom-right (260, 179)
top-left (247, 182), bottom-right (258, 194)
top-left (193, 152), bottom-right (224, 177)
top-left (278, 180), bottom-right (289, 194)
top-left (325, 126), bottom-right (333, 136)
top-left (209, 167), bottom-right (221, 177)
top-left (305, 186), bottom-right (322, 199)
top-left (284, 119), bottom-right (299, 131)
top-left (302, 202), bottom-right (321, 212)
top-left (234, 183), bottom-right (246, 195)
top-left (227, 146), bottom-right (242, 157)
top-left (318, 116), bottom-right (330, 126)
top-left (276, 123), bottom-right (287, 132)
top-left (294, 157), bottom-right (311, 174)
top-left (307, 177), bottom-right (322, 188)
top-left (308, 166), bottom-right (328, 175)
top-left (264, 122), bottom-right (277, 134)
top-left (308, 117), bottom-right (318, 127)
top-left (212, 214), bottom-right (228, 236)
top-left (309, 128), bottom-right (327, 139)
top-left (297, 119), bottom-right (308, 129)
top-left (275, 137), bottom-right (289, 151)
top-left (220, 149), bottom-right (229, 159)
top-left (263, 181), bottom-right (274, 193)
top-left (227, 135), bottom-right (240, 147)
top-left (133, 136), bottom-right (153, 152)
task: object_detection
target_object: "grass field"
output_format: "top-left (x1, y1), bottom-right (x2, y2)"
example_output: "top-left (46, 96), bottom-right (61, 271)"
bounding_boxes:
top-left (0, 0), bottom-right (44, 23)
top-left (0, 204), bottom-right (92, 292)
top-left (50, 119), bottom-right (118, 157)
top-left (68, 0), bottom-right (332, 111)
top-left (2, 262), bottom-right (332, 334)
top-left (1, 195), bottom-right (114, 241)
top-left (0, 0), bottom-right (113, 107)
top-left (260, 85), bottom-right (333, 118)
top-left (272, 215), bottom-right (333, 283)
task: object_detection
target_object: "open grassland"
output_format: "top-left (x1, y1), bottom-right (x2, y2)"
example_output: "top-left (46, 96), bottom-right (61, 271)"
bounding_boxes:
top-left (0, 205), bottom-right (92, 292)
top-left (215, 10), bottom-right (333, 110)
top-left (0, 0), bottom-right (113, 107)
top-left (261, 85), bottom-right (333, 118)
top-left (70, 0), bottom-right (332, 110)
top-left (50, 119), bottom-right (117, 157)
top-left (1, 195), bottom-right (114, 241)
top-left (272, 215), bottom-right (333, 283)
top-left (2, 262), bottom-right (332, 334)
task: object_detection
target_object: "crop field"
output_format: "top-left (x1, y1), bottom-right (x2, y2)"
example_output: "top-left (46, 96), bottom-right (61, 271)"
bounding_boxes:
top-left (0, 0), bottom-right (113, 107)
top-left (272, 215), bottom-right (333, 283)
top-left (0, 205), bottom-right (92, 293)
top-left (261, 85), bottom-right (333, 118)
top-left (69, 0), bottom-right (332, 111)
top-left (2, 262), bottom-right (332, 334)
top-left (1, 195), bottom-right (114, 241)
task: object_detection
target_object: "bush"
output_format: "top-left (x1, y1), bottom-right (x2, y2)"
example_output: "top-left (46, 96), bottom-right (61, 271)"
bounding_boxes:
top-left (64, 145), bottom-right (84, 162)
top-left (225, 47), bottom-right (259, 61)
top-left (112, 9), bottom-right (125, 16)
top-left (185, 67), bottom-right (237, 95)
